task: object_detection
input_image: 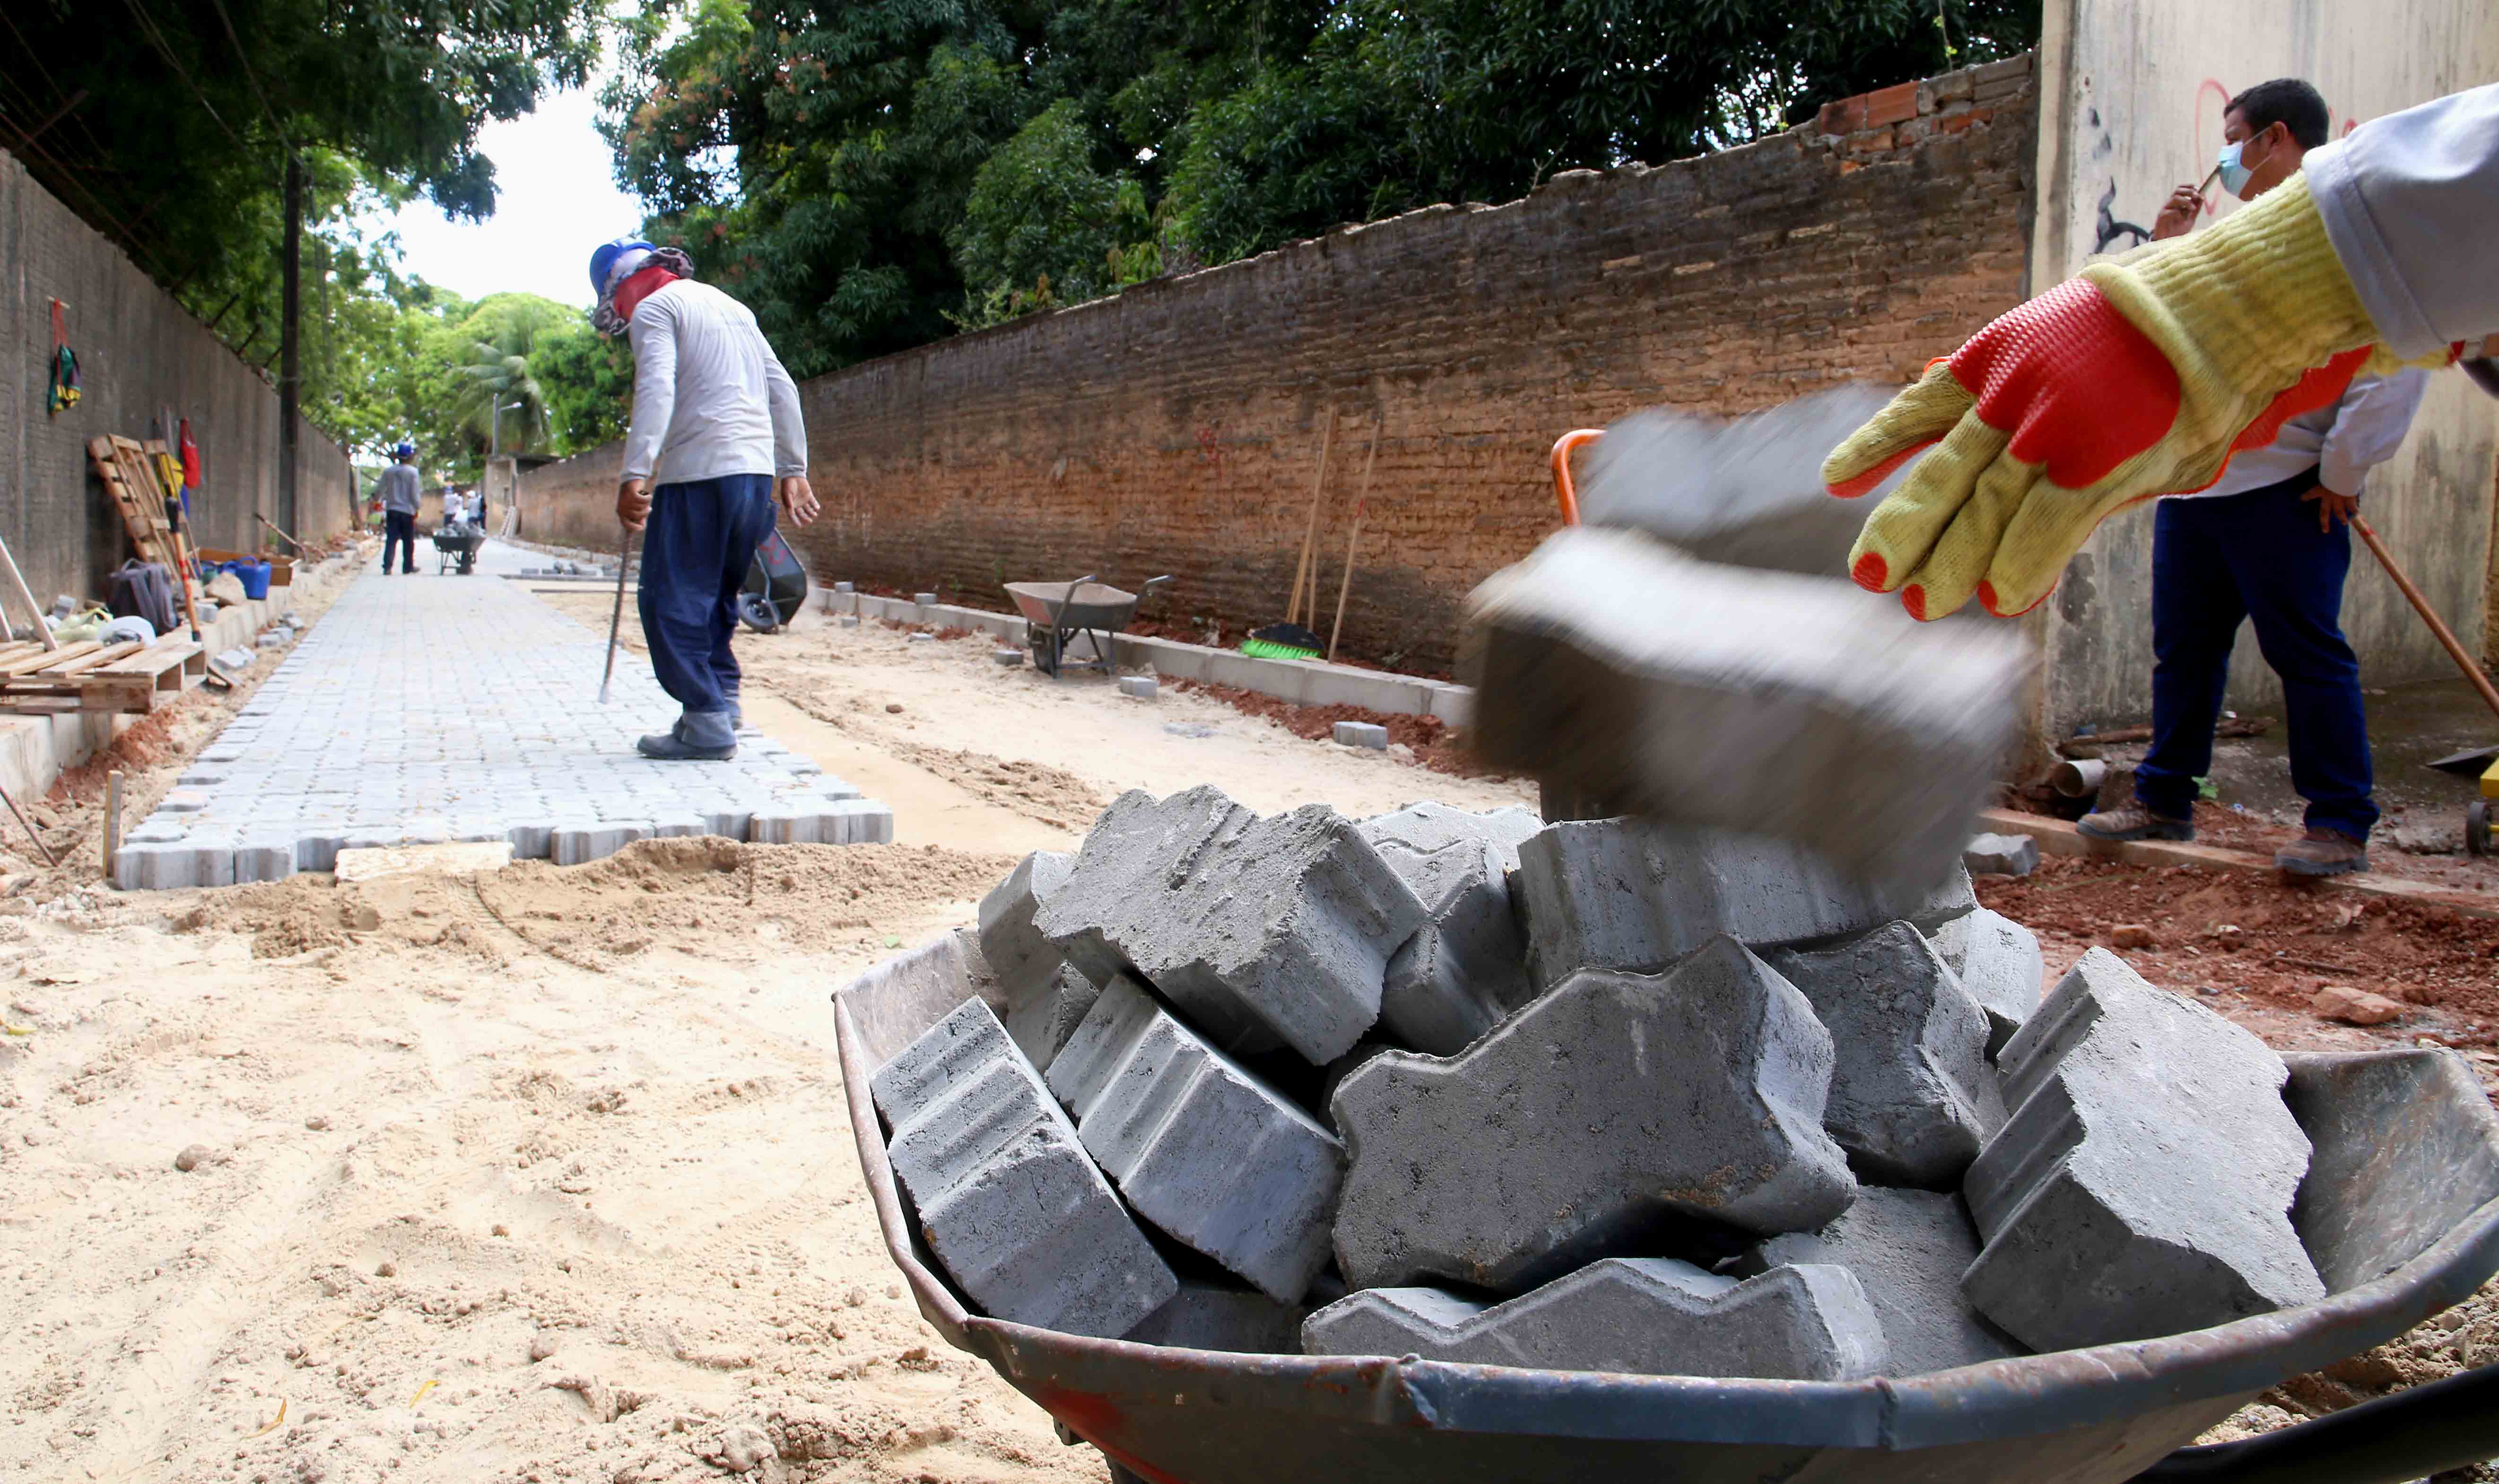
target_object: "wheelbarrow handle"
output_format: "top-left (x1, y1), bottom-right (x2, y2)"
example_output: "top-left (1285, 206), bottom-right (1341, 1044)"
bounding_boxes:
top-left (1549, 429), bottom-right (1604, 528)
top-left (2131, 1362), bottom-right (2499, 1484)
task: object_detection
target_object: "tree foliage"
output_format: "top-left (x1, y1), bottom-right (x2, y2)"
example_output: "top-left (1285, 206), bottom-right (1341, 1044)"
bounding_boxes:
top-left (5, 0), bottom-right (604, 445)
top-left (606, 0), bottom-right (2040, 374)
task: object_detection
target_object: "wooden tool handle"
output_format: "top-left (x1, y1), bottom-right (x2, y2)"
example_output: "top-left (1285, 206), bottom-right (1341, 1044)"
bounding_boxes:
top-left (2351, 515), bottom-right (2499, 723)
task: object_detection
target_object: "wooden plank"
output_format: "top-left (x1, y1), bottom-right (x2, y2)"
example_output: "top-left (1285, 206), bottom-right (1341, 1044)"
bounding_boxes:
top-left (0, 640), bottom-right (98, 677)
top-left (34, 641), bottom-right (142, 677)
top-left (96, 640), bottom-right (201, 675)
top-left (1974, 807), bottom-right (2499, 920)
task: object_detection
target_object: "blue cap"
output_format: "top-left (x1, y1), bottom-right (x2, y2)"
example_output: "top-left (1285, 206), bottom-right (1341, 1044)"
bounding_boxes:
top-left (392, 442), bottom-right (415, 461)
top-left (589, 237), bottom-right (657, 300)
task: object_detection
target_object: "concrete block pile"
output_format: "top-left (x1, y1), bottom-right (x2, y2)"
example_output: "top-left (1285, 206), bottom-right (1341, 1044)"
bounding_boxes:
top-left (868, 786), bottom-right (2332, 1378)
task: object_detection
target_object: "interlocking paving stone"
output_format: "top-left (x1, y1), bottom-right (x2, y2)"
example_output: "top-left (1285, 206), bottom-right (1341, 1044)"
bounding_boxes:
top-left (109, 541), bottom-right (888, 888)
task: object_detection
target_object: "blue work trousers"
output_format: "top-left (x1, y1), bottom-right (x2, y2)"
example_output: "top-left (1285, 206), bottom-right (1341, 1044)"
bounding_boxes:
top-left (637, 473), bottom-right (775, 716)
top-left (2135, 468), bottom-right (2378, 841)
top-left (382, 510), bottom-right (416, 574)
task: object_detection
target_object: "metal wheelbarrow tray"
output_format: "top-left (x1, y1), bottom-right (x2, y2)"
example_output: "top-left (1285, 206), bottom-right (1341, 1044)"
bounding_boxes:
top-left (1005, 575), bottom-right (1170, 677)
top-left (832, 939), bottom-right (2499, 1484)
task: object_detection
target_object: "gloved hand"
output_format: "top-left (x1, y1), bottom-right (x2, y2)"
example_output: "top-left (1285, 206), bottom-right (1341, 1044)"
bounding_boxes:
top-left (1823, 173), bottom-right (2381, 619)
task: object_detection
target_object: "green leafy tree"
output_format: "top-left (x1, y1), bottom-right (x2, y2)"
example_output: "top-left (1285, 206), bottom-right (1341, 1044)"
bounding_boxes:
top-left (950, 99), bottom-right (1157, 326)
top-left (604, 0), bottom-right (2037, 369)
top-left (7, 0), bottom-right (604, 429)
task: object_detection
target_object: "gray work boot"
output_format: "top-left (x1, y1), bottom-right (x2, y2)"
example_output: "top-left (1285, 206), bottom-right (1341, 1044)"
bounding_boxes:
top-left (638, 709), bottom-right (736, 761)
top-left (2275, 827), bottom-right (2368, 877)
top-left (2075, 804), bottom-right (2194, 842)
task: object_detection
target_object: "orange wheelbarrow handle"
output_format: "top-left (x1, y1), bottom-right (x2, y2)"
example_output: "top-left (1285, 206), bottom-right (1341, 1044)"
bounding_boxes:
top-left (1550, 429), bottom-right (1605, 527)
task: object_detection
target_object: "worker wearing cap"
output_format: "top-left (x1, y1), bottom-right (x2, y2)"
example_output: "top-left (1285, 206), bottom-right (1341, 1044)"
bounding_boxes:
top-left (377, 443), bottom-right (421, 576)
top-left (592, 237), bottom-right (818, 761)
top-left (2072, 80), bottom-right (2427, 878)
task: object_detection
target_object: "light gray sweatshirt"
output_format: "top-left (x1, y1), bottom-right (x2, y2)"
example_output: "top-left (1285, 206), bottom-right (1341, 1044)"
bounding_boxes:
top-left (621, 279), bottom-right (809, 487)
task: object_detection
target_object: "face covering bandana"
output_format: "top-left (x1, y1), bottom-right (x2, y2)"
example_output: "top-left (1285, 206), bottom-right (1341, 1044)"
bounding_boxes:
top-left (593, 247), bottom-right (697, 336)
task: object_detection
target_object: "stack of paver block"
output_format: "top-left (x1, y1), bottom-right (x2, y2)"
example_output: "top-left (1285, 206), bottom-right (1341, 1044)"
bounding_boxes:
top-left (862, 785), bottom-right (2327, 1376)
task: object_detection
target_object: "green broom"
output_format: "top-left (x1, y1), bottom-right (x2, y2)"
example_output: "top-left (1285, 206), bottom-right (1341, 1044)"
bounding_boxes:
top-left (1243, 622), bottom-right (1324, 660)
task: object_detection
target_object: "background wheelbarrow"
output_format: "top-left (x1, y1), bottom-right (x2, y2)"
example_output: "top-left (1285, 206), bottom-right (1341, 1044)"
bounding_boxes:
top-left (832, 937), bottom-right (2499, 1484)
top-left (432, 525), bottom-right (483, 575)
top-left (1005, 574), bottom-right (1171, 678)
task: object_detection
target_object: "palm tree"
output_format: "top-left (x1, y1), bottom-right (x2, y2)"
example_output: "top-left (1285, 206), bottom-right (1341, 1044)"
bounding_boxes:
top-left (451, 307), bottom-right (561, 458)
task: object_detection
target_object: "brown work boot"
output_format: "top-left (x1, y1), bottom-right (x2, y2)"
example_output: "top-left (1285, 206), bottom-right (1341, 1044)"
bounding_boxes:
top-left (2075, 804), bottom-right (2194, 842)
top-left (2275, 827), bottom-right (2369, 877)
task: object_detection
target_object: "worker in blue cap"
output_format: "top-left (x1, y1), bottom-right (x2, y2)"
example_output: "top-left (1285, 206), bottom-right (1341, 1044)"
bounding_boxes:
top-left (376, 442), bottom-right (421, 575)
top-left (590, 236), bottom-right (817, 760)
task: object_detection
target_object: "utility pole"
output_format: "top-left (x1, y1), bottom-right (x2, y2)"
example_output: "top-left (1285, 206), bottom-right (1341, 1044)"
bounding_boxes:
top-left (277, 153), bottom-right (303, 537)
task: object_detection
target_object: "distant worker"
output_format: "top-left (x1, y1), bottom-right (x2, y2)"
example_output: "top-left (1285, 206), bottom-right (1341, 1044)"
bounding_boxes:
top-left (377, 442), bottom-right (421, 576)
top-left (2071, 80), bottom-right (2428, 878)
top-left (592, 236), bottom-right (817, 761)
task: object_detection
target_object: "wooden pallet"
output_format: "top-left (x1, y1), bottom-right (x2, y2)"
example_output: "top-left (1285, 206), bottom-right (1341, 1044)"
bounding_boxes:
top-left (0, 638), bottom-right (204, 714)
top-left (87, 435), bottom-right (179, 570)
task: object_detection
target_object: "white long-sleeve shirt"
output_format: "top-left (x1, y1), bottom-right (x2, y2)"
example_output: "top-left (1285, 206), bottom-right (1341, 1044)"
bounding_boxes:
top-left (2306, 82), bottom-right (2499, 359)
top-left (2193, 365), bottom-right (2428, 500)
top-left (621, 279), bottom-right (809, 486)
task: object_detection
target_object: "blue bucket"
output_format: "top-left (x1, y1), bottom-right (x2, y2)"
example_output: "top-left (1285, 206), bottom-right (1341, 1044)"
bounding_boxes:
top-left (219, 560), bottom-right (271, 600)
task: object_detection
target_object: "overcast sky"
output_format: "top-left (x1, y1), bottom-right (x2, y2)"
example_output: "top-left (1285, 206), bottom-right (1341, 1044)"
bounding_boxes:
top-left (375, 76), bottom-right (648, 309)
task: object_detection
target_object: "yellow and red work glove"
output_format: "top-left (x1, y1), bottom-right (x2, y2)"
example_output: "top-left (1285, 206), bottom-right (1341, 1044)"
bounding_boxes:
top-left (1823, 174), bottom-right (2388, 620)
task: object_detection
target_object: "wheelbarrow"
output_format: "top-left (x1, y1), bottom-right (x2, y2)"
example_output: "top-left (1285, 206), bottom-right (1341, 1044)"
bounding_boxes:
top-left (737, 528), bottom-right (810, 633)
top-left (1005, 574), bottom-right (1172, 678)
top-left (432, 525), bottom-right (483, 575)
top-left (834, 934), bottom-right (2499, 1484)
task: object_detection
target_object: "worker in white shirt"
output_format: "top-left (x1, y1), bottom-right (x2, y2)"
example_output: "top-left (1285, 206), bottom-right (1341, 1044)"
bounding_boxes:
top-left (2077, 80), bottom-right (2427, 877)
top-left (590, 237), bottom-right (818, 760)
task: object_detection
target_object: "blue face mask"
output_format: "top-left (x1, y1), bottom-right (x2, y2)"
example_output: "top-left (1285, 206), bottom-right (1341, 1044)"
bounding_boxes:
top-left (2215, 136), bottom-right (2268, 199)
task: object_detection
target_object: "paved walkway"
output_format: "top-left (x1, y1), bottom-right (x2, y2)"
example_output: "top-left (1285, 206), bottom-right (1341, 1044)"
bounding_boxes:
top-left (112, 541), bottom-right (891, 889)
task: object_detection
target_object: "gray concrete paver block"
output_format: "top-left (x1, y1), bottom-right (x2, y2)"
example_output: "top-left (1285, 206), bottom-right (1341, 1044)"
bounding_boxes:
top-left (871, 999), bottom-right (1176, 1337)
top-left (1330, 937), bottom-right (1855, 1292)
top-left (1961, 948), bottom-right (2323, 1352)
top-left (1123, 1280), bottom-right (1308, 1354)
top-left (1355, 802), bottom-right (1544, 1053)
top-left (1002, 964), bottom-right (1102, 1074)
top-left (1303, 1257), bottom-right (1887, 1380)
top-left (1117, 676), bottom-right (1158, 699)
top-left (1035, 786), bottom-right (1426, 1064)
top-left (1962, 832), bottom-right (2040, 877)
top-left (1463, 527), bottom-right (2027, 887)
top-left (1765, 922), bottom-right (2005, 1188)
top-left (978, 850), bottom-right (1076, 1000)
top-left (1046, 973), bottom-right (1347, 1302)
top-left (1928, 907), bottom-right (2044, 1057)
top-left (1332, 721), bottom-right (1388, 749)
top-left (1513, 817), bottom-right (1968, 990)
top-left (1751, 1187), bottom-right (2019, 1375)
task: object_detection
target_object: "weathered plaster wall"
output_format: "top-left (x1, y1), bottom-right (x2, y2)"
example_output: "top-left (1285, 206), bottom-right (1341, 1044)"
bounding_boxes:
top-left (2029, 0), bottom-right (2499, 735)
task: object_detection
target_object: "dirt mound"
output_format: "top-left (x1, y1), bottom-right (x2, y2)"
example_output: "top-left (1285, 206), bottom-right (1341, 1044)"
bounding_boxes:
top-left (478, 838), bottom-right (1020, 961)
top-left (1979, 857), bottom-right (2499, 1040)
top-left (882, 740), bottom-right (1109, 832)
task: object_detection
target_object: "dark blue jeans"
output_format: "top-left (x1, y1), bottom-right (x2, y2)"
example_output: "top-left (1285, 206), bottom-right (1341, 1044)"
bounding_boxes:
top-left (2135, 467), bottom-right (2377, 841)
top-left (382, 510), bottom-right (416, 574)
top-left (636, 473), bottom-right (775, 715)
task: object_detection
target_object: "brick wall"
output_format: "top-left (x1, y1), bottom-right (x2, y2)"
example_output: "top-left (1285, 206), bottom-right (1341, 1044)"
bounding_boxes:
top-left (0, 150), bottom-right (355, 613)
top-left (525, 55), bottom-right (2038, 673)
